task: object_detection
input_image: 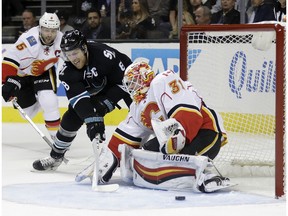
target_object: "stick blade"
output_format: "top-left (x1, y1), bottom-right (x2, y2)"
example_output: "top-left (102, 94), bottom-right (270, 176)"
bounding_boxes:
top-left (92, 183), bottom-right (119, 192)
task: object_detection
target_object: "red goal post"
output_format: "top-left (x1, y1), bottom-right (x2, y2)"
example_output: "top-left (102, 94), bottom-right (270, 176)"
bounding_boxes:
top-left (180, 24), bottom-right (285, 198)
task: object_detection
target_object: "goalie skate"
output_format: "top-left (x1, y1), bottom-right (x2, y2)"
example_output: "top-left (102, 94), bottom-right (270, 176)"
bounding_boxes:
top-left (198, 176), bottom-right (236, 193)
top-left (33, 156), bottom-right (63, 171)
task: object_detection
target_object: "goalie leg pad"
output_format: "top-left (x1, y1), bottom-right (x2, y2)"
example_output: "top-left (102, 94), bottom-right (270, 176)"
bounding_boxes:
top-left (131, 149), bottom-right (209, 191)
top-left (118, 144), bottom-right (134, 183)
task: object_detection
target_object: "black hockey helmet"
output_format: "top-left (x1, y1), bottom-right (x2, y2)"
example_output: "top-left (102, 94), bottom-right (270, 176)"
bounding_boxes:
top-left (60, 29), bottom-right (87, 52)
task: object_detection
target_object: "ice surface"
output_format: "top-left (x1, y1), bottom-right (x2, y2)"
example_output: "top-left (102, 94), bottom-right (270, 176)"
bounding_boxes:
top-left (2, 123), bottom-right (286, 216)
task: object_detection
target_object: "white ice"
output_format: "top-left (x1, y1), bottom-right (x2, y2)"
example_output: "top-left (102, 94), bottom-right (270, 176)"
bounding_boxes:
top-left (2, 123), bottom-right (286, 216)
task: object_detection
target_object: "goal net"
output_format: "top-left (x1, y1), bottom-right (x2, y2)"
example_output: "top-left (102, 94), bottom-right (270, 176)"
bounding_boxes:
top-left (180, 23), bottom-right (285, 198)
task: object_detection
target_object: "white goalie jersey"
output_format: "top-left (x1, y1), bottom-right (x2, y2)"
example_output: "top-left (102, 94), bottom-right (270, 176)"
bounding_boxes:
top-left (108, 70), bottom-right (227, 159)
top-left (76, 69), bottom-right (231, 193)
top-left (2, 26), bottom-right (62, 81)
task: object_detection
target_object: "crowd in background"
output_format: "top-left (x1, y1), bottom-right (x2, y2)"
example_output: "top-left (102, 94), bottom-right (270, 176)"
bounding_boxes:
top-left (3, 0), bottom-right (287, 41)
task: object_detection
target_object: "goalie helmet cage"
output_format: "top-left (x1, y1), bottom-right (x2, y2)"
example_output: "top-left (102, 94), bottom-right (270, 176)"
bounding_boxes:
top-left (180, 24), bottom-right (285, 198)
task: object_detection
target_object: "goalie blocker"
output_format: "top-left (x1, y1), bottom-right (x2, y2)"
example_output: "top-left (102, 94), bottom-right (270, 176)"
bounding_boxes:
top-left (119, 144), bottom-right (235, 193)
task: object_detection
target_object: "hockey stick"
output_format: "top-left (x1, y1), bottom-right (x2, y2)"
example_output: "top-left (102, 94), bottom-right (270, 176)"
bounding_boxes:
top-left (12, 98), bottom-right (53, 148)
top-left (91, 134), bottom-right (119, 192)
top-left (11, 98), bottom-right (69, 163)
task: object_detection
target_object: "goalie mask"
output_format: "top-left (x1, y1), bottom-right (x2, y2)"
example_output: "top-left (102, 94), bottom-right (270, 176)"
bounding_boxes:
top-left (123, 61), bottom-right (155, 103)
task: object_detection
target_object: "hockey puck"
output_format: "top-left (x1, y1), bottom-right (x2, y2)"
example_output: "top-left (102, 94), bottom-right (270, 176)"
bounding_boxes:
top-left (175, 196), bottom-right (186, 201)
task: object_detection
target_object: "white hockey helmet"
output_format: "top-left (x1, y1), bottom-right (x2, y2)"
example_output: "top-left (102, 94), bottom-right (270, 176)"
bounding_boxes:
top-left (39, 12), bottom-right (60, 29)
top-left (123, 61), bottom-right (155, 103)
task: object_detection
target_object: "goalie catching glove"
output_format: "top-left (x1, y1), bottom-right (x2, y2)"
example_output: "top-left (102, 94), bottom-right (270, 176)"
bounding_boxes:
top-left (151, 118), bottom-right (186, 154)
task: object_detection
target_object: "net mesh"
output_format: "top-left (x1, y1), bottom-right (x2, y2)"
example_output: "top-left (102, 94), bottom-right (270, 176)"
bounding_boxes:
top-left (185, 29), bottom-right (279, 177)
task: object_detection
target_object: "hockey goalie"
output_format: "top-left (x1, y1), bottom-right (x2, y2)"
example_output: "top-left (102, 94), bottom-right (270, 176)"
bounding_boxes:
top-left (76, 61), bottom-right (234, 193)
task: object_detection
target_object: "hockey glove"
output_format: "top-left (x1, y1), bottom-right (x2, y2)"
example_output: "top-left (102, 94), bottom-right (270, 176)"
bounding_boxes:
top-left (151, 118), bottom-right (186, 154)
top-left (85, 116), bottom-right (105, 142)
top-left (93, 97), bottom-right (115, 116)
top-left (2, 76), bottom-right (22, 102)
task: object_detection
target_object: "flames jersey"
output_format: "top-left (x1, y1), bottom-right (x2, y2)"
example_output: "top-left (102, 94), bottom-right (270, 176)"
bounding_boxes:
top-left (2, 26), bottom-right (62, 82)
top-left (108, 70), bottom-right (227, 158)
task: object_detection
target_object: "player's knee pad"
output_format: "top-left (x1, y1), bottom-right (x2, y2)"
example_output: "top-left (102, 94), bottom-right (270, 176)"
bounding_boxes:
top-left (22, 102), bottom-right (41, 119)
top-left (37, 90), bottom-right (60, 120)
top-left (131, 149), bottom-right (209, 191)
top-left (99, 146), bottom-right (119, 183)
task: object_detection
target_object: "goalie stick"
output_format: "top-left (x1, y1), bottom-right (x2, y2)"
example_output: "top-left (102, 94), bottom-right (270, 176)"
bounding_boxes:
top-left (91, 135), bottom-right (119, 192)
top-left (11, 98), bottom-right (69, 163)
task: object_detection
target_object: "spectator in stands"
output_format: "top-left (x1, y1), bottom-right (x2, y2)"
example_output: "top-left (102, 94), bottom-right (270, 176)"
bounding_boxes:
top-left (183, 0), bottom-right (197, 25)
top-left (147, 0), bottom-right (171, 38)
top-left (274, 0), bottom-right (286, 22)
top-left (247, 0), bottom-right (276, 23)
top-left (117, 0), bottom-right (133, 39)
top-left (211, 0), bottom-right (241, 24)
top-left (16, 9), bottom-right (37, 39)
top-left (169, 0), bottom-right (196, 39)
top-left (73, 0), bottom-right (98, 29)
top-left (201, 0), bottom-right (218, 8)
top-left (211, 0), bottom-right (249, 13)
top-left (118, 0), bottom-right (133, 14)
top-left (186, 0), bottom-right (204, 24)
top-left (116, 11), bottom-right (133, 39)
top-left (81, 8), bottom-right (111, 39)
top-left (169, 0), bottom-right (178, 39)
top-left (97, 0), bottom-right (121, 17)
top-left (147, 0), bottom-right (170, 26)
top-left (235, 0), bottom-right (251, 12)
top-left (194, 5), bottom-right (212, 24)
top-left (81, 0), bottom-right (98, 13)
top-left (169, 0), bottom-right (195, 39)
top-left (57, 10), bottom-right (74, 33)
top-left (211, 0), bottom-right (222, 13)
top-left (128, 0), bottom-right (156, 39)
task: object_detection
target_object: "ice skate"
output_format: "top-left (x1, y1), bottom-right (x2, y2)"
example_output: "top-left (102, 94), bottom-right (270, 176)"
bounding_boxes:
top-left (33, 156), bottom-right (63, 171)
